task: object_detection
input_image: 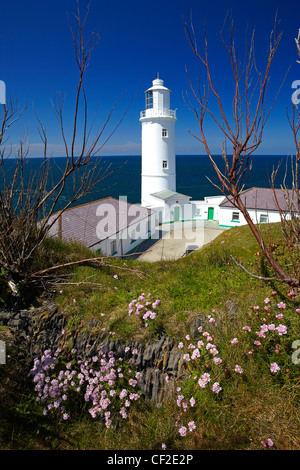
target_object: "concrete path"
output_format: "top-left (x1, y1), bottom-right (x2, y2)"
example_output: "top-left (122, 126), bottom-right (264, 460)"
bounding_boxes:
top-left (137, 220), bottom-right (228, 262)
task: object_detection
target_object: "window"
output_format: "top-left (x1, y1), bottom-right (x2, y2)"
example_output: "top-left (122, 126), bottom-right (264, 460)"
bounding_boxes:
top-left (146, 90), bottom-right (153, 109)
top-left (260, 214), bottom-right (268, 224)
top-left (162, 160), bottom-right (168, 169)
top-left (232, 211), bottom-right (240, 222)
top-left (162, 128), bottom-right (168, 137)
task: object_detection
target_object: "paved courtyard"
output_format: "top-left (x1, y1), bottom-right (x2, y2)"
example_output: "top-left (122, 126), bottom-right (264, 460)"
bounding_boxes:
top-left (137, 220), bottom-right (228, 262)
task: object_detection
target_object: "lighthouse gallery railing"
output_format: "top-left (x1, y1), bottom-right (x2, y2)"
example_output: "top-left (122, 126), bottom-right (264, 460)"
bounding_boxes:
top-left (140, 109), bottom-right (176, 119)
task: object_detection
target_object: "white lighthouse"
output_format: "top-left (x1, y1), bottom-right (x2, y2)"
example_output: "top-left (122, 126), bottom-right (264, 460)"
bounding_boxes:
top-left (140, 76), bottom-right (177, 207)
top-left (140, 76), bottom-right (192, 223)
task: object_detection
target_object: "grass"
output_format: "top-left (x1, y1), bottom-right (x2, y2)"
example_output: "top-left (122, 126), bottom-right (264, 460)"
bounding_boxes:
top-left (0, 222), bottom-right (299, 450)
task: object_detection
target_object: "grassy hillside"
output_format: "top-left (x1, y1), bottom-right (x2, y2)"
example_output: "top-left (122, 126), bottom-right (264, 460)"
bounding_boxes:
top-left (1, 222), bottom-right (299, 450)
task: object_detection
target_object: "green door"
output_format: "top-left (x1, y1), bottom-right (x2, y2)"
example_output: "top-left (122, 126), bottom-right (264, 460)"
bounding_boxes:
top-left (174, 206), bottom-right (180, 221)
top-left (208, 207), bottom-right (214, 220)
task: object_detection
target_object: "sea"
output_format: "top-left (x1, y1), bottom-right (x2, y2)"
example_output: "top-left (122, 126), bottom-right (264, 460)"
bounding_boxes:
top-left (1, 154), bottom-right (295, 212)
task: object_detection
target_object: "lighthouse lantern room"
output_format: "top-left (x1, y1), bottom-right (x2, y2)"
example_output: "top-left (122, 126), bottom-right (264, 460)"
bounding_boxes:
top-left (140, 76), bottom-right (177, 209)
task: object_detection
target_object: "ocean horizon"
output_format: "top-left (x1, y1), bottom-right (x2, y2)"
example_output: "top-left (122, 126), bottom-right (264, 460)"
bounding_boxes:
top-left (1, 154), bottom-right (295, 212)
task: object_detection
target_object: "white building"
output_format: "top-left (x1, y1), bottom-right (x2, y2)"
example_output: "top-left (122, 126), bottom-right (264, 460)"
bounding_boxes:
top-left (47, 197), bottom-right (156, 257)
top-left (191, 187), bottom-right (298, 227)
top-left (217, 187), bottom-right (297, 227)
top-left (140, 76), bottom-right (191, 222)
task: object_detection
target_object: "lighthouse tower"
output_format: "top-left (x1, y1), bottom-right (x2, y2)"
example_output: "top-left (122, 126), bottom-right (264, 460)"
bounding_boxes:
top-left (140, 76), bottom-right (177, 208)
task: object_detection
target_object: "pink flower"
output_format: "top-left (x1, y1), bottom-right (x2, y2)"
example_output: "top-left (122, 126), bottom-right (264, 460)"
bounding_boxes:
top-left (277, 302), bottom-right (286, 309)
top-left (243, 326), bottom-right (251, 332)
top-left (234, 364), bottom-right (243, 374)
top-left (270, 362), bottom-right (280, 373)
top-left (267, 438), bottom-right (274, 447)
top-left (113, 274), bottom-right (118, 279)
top-left (178, 426), bottom-right (187, 437)
top-left (191, 349), bottom-right (200, 360)
top-left (264, 297), bottom-right (270, 304)
top-left (231, 338), bottom-right (238, 344)
top-left (276, 324), bottom-right (287, 335)
top-left (210, 347), bottom-right (219, 356)
top-left (177, 394), bottom-right (184, 406)
top-left (256, 331), bottom-right (266, 338)
top-left (190, 397), bottom-right (195, 407)
top-left (212, 382), bottom-right (222, 393)
top-left (198, 373), bottom-right (210, 388)
top-left (188, 421), bottom-right (196, 432)
top-left (213, 357), bottom-right (222, 365)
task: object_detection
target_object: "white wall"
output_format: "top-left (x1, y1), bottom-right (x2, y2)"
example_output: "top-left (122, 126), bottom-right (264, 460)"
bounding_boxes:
top-left (218, 207), bottom-right (282, 227)
top-left (93, 214), bottom-right (156, 256)
top-left (192, 196), bottom-right (225, 221)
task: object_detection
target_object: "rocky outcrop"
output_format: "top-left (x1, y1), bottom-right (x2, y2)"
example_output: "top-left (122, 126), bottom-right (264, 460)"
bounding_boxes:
top-left (0, 300), bottom-right (184, 403)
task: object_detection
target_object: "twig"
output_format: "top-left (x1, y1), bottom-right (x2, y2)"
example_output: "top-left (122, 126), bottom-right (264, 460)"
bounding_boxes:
top-left (230, 255), bottom-right (292, 283)
top-left (30, 256), bottom-right (150, 278)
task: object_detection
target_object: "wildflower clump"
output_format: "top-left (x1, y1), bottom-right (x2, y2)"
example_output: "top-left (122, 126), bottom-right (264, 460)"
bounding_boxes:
top-left (128, 293), bottom-right (161, 328)
top-left (170, 313), bottom-right (225, 438)
top-left (166, 289), bottom-right (300, 440)
top-left (30, 345), bottom-right (142, 428)
top-left (243, 291), bottom-right (299, 382)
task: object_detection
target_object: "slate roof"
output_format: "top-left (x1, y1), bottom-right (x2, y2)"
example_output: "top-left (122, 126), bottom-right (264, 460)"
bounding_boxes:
top-left (220, 187), bottom-right (299, 212)
top-left (47, 197), bottom-right (154, 248)
top-left (151, 189), bottom-right (191, 201)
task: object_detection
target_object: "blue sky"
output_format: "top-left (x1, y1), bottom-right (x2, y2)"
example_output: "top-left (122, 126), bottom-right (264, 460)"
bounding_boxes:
top-left (1, 0), bottom-right (299, 157)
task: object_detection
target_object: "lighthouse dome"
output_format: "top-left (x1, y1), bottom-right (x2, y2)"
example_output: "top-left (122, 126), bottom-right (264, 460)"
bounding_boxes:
top-left (147, 78), bottom-right (169, 91)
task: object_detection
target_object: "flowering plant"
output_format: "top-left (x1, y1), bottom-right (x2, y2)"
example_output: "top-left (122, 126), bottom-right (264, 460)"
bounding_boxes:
top-left (128, 293), bottom-right (161, 328)
top-left (30, 345), bottom-right (142, 428)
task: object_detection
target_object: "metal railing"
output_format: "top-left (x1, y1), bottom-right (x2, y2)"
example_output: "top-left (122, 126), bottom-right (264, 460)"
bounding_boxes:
top-left (140, 108), bottom-right (176, 119)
